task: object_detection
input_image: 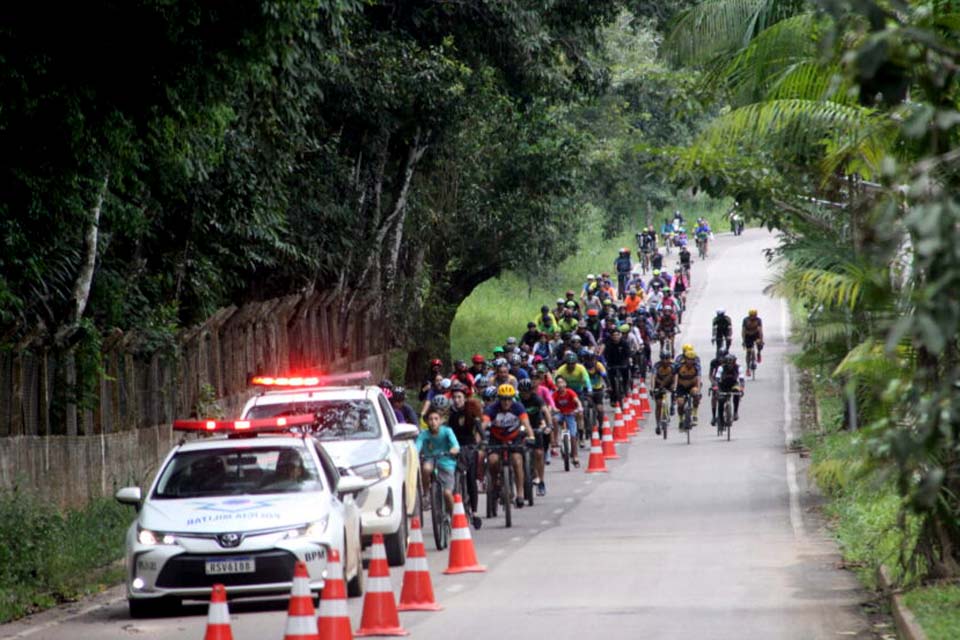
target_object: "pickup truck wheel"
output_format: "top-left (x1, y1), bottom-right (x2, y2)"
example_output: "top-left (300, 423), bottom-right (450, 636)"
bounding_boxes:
top-left (383, 497), bottom-right (408, 567)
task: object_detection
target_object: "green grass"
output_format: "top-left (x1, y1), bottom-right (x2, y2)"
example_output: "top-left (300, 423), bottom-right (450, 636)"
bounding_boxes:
top-left (0, 490), bottom-right (130, 622)
top-left (903, 584), bottom-right (960, 640)
top-left (451, 195), bottom-right (731, 360)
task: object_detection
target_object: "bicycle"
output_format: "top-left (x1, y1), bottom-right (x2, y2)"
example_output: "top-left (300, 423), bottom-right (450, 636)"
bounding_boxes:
top-left (653, 388), bottom-right (670, 439)
top-left (483, 442), bottom-right (526, 528)
top-left (715, 389), bottom-right (742, 441)
top-left (558, 420), bottom-right (572, 472)
top-left (455, 447), bottom-right (482, 530)
top-left (676, 394), bottom-right (693, 445)
top-left (640, 249), bottom-right (652, 274)
top-left (712, 330), bottom-right (731, 358)
top-left (420, 454), bottom-right (454, 550)
top-left (744, 343), bottom-right (759, 379)
top-left (696, 234), bottom-right (709, 259)
top-left (578, 391), bottom-right (597, 447)
top-left (659, 332), bottom-right (675, 360)
top-left (607, 365), bottom-right (629, 410)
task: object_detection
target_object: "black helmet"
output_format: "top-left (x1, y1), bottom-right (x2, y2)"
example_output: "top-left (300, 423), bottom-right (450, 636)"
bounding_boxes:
top-left (392, 386), bottom-right (406, 400)
top-left (378, 379), bottom-right (394, 391)
top-left (660, 351), bottom-right (672, 360)
top-left (449, 381), bottom-right (466, 394)
top-left (724, 353), bottom-right (736, 363)
top-left (454, 359), bottom-right (467, 370)
top-left (518, 379), bottom-right (534, 393)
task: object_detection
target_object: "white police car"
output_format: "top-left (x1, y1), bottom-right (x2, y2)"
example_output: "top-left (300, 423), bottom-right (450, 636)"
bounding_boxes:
top-left (115, 414), bottom-right (367, 618)
top-left (241, 372), bottom-right (420, 566)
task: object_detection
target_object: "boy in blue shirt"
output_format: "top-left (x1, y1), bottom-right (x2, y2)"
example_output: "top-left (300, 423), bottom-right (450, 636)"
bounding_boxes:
top-left (415, 408), bottom-right (460, 514)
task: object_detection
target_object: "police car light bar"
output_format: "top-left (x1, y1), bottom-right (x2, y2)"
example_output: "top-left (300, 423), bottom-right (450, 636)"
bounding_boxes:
top-left (172, 414), bottom-right (316, 433)
top-left (249, 370), bottom-right (371, 388)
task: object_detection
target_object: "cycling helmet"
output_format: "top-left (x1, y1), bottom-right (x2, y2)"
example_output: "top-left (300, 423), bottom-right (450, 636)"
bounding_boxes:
top-left (603, 299), bottom-right (613, 306)
top-left (392, 386), bottom-right (406, 400)
top-left (748, 309), bottom-right (758, 316)
top-left (536, 363), bottom-right (548, 373)
top-left (440, 378), bottom-right (452, 390)
top-left (518, 379), bottom-right (534, 393)
top-left (378, 379), bottom-right (394, 391)
top-left (587, 273), bottom-right (596, 280)
top-left (454, 359), bottom-right (467, 370)
top-left (582, 351), bottom-right (596, 363)
top-left (660, 351), bottom-right (672, 360)
top-left (716, 308), bottom-right (725, 316)
top-left (686, 350), bottom-right (698, 359)
top-left (431, 395), bottom-right (451, 411)
top-left (565, 300), bottom-right (577, 308)
top-left (716, 349), bottom-right (728, 358)
top-left (449, 381), bottom-right (466, 394)
top-left (566, 289), bottom-right (576, 296)
top-left (482, 386), bottom-right (498, 401)
top-left (497, 384), bottom-right (516, 398)
top-left (472, 354), bottom-right (485, 364)
top-left (540, 305), bottom-right (550, 313)
top-left (430, 359), bottom-right (443, 368)
top-left (724, 353), bottom-right (736, 364)
top-left (683, 343), bottom-right (694, 352)
top-left (508, 353), bottom-right (521, 366)
top-left (564, 351), bottom-right (578, 363)
top-left (618, 324), bottom-right (631, 333)
top-left (556, 298), bottom-right (565, 305)
top-left (506, 336), bottom-right (517, 345)
top-left (570, 334), bottom-right (582, 343)
top-left (587, 308), bottom-right (599, 317)
top-left (652, 269), bottom-right (660, 276)
top-left (493, 357), bottom-right (508, 368)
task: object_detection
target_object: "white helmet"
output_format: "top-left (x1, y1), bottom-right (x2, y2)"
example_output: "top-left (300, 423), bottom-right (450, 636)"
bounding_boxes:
top-left (716, 308), bottom-right (725, 315)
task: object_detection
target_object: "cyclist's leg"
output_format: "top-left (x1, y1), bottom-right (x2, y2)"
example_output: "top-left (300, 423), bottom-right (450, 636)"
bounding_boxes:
top-left (438, 467), bottom-right (456, 514)
top-left (421, 460), bottom-right (434, 496)
top-left (465, 448), bottom-right (479, 513)
top-left (592, 390), bottom-right (605, 428)
top-left (711, 385), bottom-right (719, 424)
top-left (564, 414), bottom-right (579, 462)
top-left (510, 450), bottom-right (524, 499)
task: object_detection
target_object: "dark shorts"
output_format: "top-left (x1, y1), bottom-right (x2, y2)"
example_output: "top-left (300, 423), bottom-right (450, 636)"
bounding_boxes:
top-left (744, 334), bottom-right (761, 348)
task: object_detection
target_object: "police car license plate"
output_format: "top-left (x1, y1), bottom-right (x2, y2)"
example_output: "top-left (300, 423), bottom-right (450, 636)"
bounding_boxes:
top-left (205, 557), bottom-right (255, 575)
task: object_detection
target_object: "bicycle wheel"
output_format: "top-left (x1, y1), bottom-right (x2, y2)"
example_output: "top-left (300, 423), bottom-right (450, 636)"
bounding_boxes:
top-left (430, 475), bottom-right (445, 550)
top-left (561, 432), bottom-right (571, 472)
top-left (502, 463), bottom-right (512, 528)
top-left (686, 413), bottom-right (691, 445)
top-left (723, 399), bottom-right (733, 441)
top-left (485, 465), bottom-right (497, 518)
top-left (523, 448), bottom-right (534, 507)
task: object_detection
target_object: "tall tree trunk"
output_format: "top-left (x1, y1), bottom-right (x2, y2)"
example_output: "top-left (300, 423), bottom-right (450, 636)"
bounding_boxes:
top-left (55, 173), bottom-right (109, 347)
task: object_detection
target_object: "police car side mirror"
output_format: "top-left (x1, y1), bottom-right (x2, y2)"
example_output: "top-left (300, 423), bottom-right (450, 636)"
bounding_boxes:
top-left (392, 422), bottom-right (419, 441)
top-left (115, 486), bottom-right (142, 507)
top-left (337, 476), bottom-right (369, 497)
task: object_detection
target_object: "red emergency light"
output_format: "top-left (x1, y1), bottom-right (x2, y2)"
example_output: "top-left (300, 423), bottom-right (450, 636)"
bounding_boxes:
top-left (249, 370), bottom-right (371, 388)
top-left (173, 414), bottom-right (316, 434)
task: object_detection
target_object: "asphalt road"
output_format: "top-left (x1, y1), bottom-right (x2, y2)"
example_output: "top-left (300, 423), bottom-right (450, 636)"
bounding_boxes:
top-left (0, 228), bottom-right (879, 640)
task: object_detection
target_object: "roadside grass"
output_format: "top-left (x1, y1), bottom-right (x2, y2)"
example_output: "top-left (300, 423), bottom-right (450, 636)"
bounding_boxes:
top-left (451, 195), bottom-right (731, 360)
top-left (902, 584), bottom-right (960, 640)
top-left (0, 489), bottom-right (129, 623)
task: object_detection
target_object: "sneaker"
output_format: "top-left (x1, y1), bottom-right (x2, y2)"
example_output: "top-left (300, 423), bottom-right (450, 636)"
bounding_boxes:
top-left (693, 415), bottom-right (699, 426)
top-left (711, 417), bottom-right (717, 426)
top-left (515, 497), bottom-right (525, 509)
top-left (757, 353), bottom-right (762, 363)
top-left (655, 426), bottom-right (661, 435)
top-left (572, 459), bottom-right (581, 469)
top-left (551, 447), bottom-right (559, 456)
top-left (545, 458), bottom-right (551, 465)
top-left (472, 515), bottom-right (483, 530)
top-left (537, 482), bottom-right (546, 497)
top-left (734, 412), bottom-right (739, 421)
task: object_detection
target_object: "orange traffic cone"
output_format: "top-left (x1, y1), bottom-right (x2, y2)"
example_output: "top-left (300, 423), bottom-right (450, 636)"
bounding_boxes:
top-left (317, 549), bottom-right (353, 640)
top-left (585, 428), bottom-right (608, 473)
top-left (204, 584), bottom-right (234, 640)
top-left (356, 534), bottom-right (408, 636)
top-left (283, 561), bottom-right (319, 640)
top-left (601, 418), bottom-right (619, 460)
top-left (623, 396), bottom-right (638, 435)
top-left (638, 380), bottom-right (652, 416)
top-left (612, 407), bottom-right (628, 443)
top-left (398, 517), bottom-right (442, 611)
top-left (444, 494), bottom-right (486, 574)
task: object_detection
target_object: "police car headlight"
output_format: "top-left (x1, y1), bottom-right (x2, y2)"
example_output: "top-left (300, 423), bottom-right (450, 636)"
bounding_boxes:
top-left (137, 527), bottom-right (177, 546)
top-left (285, 516), bottom-right (329, 540)
top-left (351, 459), bottom-right (391, 481)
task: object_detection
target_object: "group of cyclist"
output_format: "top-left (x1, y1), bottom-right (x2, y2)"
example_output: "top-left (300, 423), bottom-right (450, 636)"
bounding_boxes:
top-left (395, 213), bottom-right (765, 530)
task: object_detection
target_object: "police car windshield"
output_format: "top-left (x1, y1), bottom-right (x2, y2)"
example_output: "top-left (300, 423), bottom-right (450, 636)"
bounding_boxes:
top-left (247, 400), bottom-right (380, 441)
top-left (152, 447), bottom-right (323, 499)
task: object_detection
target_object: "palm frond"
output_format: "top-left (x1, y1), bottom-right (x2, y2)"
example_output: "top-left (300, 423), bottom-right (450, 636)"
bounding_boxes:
top-left (719, 13), bottom-right (822, 105)
top-left (664, 0), bottom-right (811, 66)
top-left (770, 264), bottom-right (866, 311)
top-left (833, 338), bottom-right (914, 384)
top-left (766, 61), bottom-right (852, 103)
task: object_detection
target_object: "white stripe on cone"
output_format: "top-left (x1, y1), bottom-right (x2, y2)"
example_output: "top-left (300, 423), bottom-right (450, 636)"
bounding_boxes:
top-left (285, 615), bottom-right (319, 635)
top-left (405, 556), bottom-right (429, 572)
top-left (325, 560), bottom-right (343, 580)
top-left (452, 501), bottom-right (465, 516)
top-left (451, 528), bottom-right (471, 541)
top-left (367, 576), bottom-right (393, 592)
top-left (409, 527), bottom-right (424, 543)
top-left (370, 543), bottom-right (387, 560)
top-left (602, 431), bottom-right (613, 442)
top-left (207, 602), bottom-right (230, 625)
top-left (318, 599), bottom-right (349, 617)
top-left (291, 577), bottom-right (310, 597)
